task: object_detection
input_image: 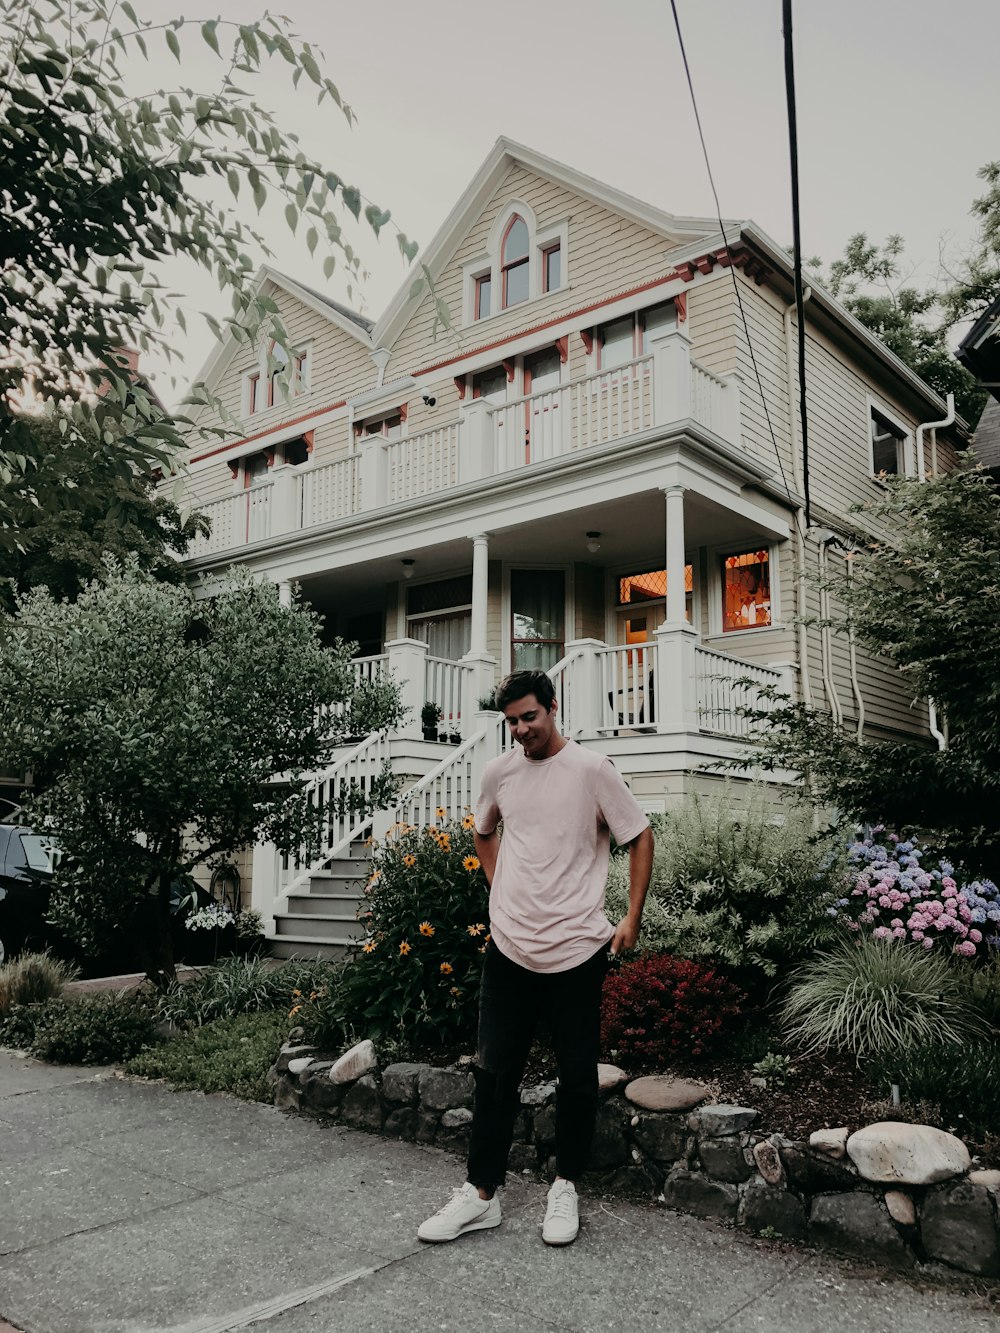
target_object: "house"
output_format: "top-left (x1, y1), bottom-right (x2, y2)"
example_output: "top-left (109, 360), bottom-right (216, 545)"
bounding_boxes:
top-left (176, 138), bottom-right (968, 955)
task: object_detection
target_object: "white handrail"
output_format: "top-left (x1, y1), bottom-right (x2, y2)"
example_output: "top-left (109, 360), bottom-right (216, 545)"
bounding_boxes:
top-left (695, 647), bottom-right (781, 738)
top-left (393, 715), bottom-right (506, 827)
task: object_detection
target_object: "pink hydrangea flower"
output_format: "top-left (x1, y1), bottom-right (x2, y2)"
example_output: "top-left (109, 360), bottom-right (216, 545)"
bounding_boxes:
top-left (955, 940), bottom-right (977, 957)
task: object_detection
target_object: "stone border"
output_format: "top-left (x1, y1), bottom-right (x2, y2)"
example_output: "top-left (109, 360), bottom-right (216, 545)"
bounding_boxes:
top-left (269, 1039), bottom-right (1000, 1280)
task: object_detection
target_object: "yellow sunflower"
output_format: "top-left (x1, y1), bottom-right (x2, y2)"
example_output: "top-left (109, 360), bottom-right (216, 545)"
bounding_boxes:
top-left (438, 833), bottom-right (451, 851)
top-left (419, 921), bottom-right (435, 937)
top-left (399, 940), bottom-right (412, 956)
top-left (466, 922), bottom-right (485, 937)
top-left (403, 854), bottom-right (416, 868)
top-left (462, 813), bottom-right (475, 830)
top-left (361, 940), bottom-right (377, 954)
top-left (439, 961), bottom-right (453, 975)
top-left (435, 806), bottom-right (447, 818)
top-left (463, 855), bottom-right (480, 872)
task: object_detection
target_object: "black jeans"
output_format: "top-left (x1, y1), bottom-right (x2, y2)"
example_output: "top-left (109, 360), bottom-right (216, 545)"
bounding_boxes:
top-left (466, 939), bottom-right (610, 1193)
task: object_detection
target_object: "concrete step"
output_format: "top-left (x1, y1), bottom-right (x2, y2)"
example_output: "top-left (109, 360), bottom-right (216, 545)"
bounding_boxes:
top-left (275, 913), bottom-right (364, 944)
top-left (268, 937), bottom-right (350, 962)
top-left (309, 867), bottom-right (368, 893)
top-left (286, 892), bottom-right (362, 917)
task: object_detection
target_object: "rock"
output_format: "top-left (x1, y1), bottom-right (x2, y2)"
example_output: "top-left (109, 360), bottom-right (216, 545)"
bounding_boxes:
top-left (381, 1062), bottom-right (428, 1105)
top-left (662, 1167), bottom-right (739, 1221)
top-left (779, 1141), bottom-right (859, 1195)
top-left (520, 1081), bottom-right (556, 1107)
top-left (272, 1073), bottom-right (301, 1113)
top-left (598, 1063), bottom-right (629, 1092)
top-left (699, 1134), bottom-right (753, 1184)
top-left (691, 1105), bottom-right (758, 1138)
top-left (752, 1138), bottom-right (785, 1187)
top-left (288, 1025), bottom-right (305, 1042)
top-left (884, 1190), bottom-right (916, 1227)
top-left (340, 1074), bottom-right (383, 1132)
top-left (809, 1127), bottom-right (849, 1158)
top-left (383, 1106), bottom-right (417, 1140)
top-left (634, 1114), bottom-right (688, 1166)
top-left (437, 1106), bottom-right (474, 1153)
top-left (533, 1105), bottom-right (557, 1147)
top-left (847, 1122), bottom-right (970, 1186)
top-left (738, 1178), bottom-right (808, 1242)
top-left (586, 1099), bottom-right (629, 1171)
top-left (419, 1066), bottom-right (474, 1112)
top-left (625, 1075), bottom-right (710, 1113)
top-left (441, 1106), bottom-right (473, 1129)
top-left (809, 1193), bottom-right (914, 1268)
top-left (507, 1143), bottom-right (539, 1174)
top-left (415, 1111), bottom-right (440, 1144)
top-left (921, 1181), bottom-right (1000, 1277)
top-left (275, 1043), bottom-right (316, 1074)
top-left (298, 1068), bottom-right (345, 1115)
top-left (286, 1056), bottom-right (312, 1076)
top-left (330, 1039), bottom-right (377, 1086)
top-left (969, 1169), bottom-right (1000, 1194)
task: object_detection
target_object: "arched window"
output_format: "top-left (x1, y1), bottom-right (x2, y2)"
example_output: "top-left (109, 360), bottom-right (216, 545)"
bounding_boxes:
top-left (268, 341), bottom-right (289, 407)
top-left (501, 215), bottom-right (530, 309)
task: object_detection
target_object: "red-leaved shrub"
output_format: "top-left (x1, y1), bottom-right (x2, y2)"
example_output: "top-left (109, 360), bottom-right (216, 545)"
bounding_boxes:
top-left (600, 953), bottom-right (745, 1064)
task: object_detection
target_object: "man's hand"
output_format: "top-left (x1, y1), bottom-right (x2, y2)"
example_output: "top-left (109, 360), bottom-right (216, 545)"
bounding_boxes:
top-left (609, 917), bottom-right (640, 956)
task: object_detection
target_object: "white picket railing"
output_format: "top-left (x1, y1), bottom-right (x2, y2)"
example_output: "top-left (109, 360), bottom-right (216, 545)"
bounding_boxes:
top-left (299, 456), bottom-right (359, 527)
top-left (596, 642), bottom-right (658, 731)
top-left (386, 424), bottom-right (461, 503)
top-left (573, 355), bottom-right (654, 451)
top-left (279, 730), bottom-right (391, 898)
top-left (190, 493), bottom-right (244, 556)
top-left (246, 484), bottom-right (272, 542)
top-left (695, 646), bottom-right (781, 737)
top-left (493, 386), bottom-right (569, 471)
top-left (391, 714), bottom-right (505, 830)
top-left (691, 361), bottom-right (731, 439)
top-left (352, 653), bottom-right (388, 685)
top-left (424, 655), bottom-right (472, 736)
top-left (546, 648), bottom-right (584, 736)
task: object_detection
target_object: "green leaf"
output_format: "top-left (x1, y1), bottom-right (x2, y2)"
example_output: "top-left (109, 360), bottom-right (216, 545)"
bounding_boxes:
top-left (306, 226), bottom-right (318, 256)
top-left (342, 186), bottom-right (361, 220)
top-left (409, 277), bottom-right (425, 301)
top-left (201, 21), bottom-right (220, 56)
top-left (165, 27), bottom-right (181, 61)
top-left (322, 256), bottom-right (335, 279)
top-left (284, 203), bottom-right (298, 234)
top-left (364, 203), bottom-right (391, 237)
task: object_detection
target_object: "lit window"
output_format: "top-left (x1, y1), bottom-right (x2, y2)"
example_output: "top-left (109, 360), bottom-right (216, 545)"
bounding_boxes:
top-left (870, 407), bottom-right (906, 476)
top-left (542, 243), bottom-right (561, 293)
top-left (474, 273), bottom-right (492, 321)
top-left (619, 566), bottom-right (692, 622)
top-left (501, 216), bottom-right (530, 309)
top-left (722, 550), bottom-right (771, 632)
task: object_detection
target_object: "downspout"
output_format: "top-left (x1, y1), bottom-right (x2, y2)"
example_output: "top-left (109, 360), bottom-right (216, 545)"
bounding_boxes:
top-left (817, 536), bottom-right (843, 726)
top-left (842, 548), bottom-right (865, 740)
top-left (916, 393), bottom-right (955, 748)
top-left (783, 289), bottom-right (813, 705)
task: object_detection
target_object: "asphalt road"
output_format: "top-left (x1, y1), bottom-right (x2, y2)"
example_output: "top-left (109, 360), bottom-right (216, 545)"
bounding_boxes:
top-left (0, 1050), bottom-right (997, 1333)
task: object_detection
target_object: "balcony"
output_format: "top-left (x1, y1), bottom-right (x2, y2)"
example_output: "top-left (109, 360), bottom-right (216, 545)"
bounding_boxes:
top-left (188, 329), bottom-right (741, 559)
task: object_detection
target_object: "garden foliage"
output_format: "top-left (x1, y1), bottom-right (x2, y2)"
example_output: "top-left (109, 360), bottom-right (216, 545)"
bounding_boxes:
top-left (1, 991), bottom-right (159, 1064)
top-left (297, 814), bottom-right (490, 1050)
top-left (868, 1040), bottom-right (1000, 1137)
top-left (126, 1010), bottom-right (288, 1102)
top-left (779, 936), bottom-right (989, 1060)
top-left (0, 951), bottom-right (78, 1019)
top-left (154, 956), bottom-right (335, 1029)
top-left (604, 788), bottom-right (841, 991)
top-left (600, 953), bottom-right (745, 1065)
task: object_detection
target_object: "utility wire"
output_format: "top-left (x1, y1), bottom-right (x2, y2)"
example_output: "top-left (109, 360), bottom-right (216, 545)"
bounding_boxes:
top-left (668, 0), bottom-right (793, 509)
top-left (782, 0), bottom-right (812, 528)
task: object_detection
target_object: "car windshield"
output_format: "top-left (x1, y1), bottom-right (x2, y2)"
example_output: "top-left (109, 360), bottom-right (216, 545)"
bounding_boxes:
top-left (17, 834), bottom-right (57, 873)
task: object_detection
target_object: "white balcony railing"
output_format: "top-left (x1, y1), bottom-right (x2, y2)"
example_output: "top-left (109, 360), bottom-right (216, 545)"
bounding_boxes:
top-left (596, 641), bottom-right (658, 731)
top-left (574, 355), bottom-right (654, 451)
top-left (424, 655), bottom-right (472, 737)
top-left (386, 424), bottom-right (460, 504)
top-left (695, 646), bottom-right (782, 737)
top-left (299, 456), bottom-right (359, 527)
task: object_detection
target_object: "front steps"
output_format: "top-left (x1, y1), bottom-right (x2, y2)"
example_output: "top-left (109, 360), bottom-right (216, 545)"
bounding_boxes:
top-left (269, 842), bottom-right (371, 961)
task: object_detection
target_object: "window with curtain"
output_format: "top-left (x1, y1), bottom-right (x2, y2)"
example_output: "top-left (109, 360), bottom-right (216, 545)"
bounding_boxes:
top-left (511, 569), bottom-right (564, 672)
top-left (721, 550), bottom-right (771, 631)
top-left (407, 575), bottom-right (473, 661)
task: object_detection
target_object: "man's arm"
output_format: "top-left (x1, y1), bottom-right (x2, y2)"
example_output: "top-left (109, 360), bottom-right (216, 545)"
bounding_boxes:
top-left (609, 825), bottom-right (654, 956)
top-left (474, 828), bottom-right (500, 887)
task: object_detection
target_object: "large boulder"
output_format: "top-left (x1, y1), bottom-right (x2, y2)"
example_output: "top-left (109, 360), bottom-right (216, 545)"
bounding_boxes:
top-left (340, 1074), bottom-right (384, 1132)
top-left (739, 1178), bottom-right (808, 1242)
top-left (921, 1181), bottom-right (1000, 1277)
top-left (381, 1062), bottom-right (429, 1105)
top-left (418, 1066), bottom-right (474, 1112)
top-left (691, 1104), bottom-right (758, 1138)
top-left (846, 1122), bottom-right (970, 1186)
top-left (662, 1167), bottom-right (739, 1221)
top-left (809, 1192), bottom-right (914, 1269)
top-left (625, 1075), bottom-right (710, 1113)
top-left (330, 1039), bottom-right (378, 1086)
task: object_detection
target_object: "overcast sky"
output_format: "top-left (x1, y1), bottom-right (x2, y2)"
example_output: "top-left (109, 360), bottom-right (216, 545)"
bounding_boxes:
top-left (145, 0), bottom-right (999, 405)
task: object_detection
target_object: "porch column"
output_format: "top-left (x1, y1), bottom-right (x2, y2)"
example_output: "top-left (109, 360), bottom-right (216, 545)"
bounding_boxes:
top-left (276, 579), bottom-right (293, 608)
top-left (461, 532), bottom-right (498, 734)
top-left (657, 484), bottom-right (700, 733)
top-left (251, 839), bottom-right (282, 937)
top-left (384, 637), bottom-right (428, 741)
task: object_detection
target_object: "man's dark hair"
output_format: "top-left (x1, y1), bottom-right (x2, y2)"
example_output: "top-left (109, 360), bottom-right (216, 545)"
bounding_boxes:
top-left (495, 669), bottom-right (556, 712)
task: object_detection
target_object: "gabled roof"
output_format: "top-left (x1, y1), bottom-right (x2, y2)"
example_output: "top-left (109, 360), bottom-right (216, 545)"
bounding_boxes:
top-left (956, 290), bottom-right (1000, 402)
top-left (370, 136), bottom-right (737, 350)
top-left (191, 264), bottom-right (372, 398)
top-left (971, 395), bottom-right (1000, 470)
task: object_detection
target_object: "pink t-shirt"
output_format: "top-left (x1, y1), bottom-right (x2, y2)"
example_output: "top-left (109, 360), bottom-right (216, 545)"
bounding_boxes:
top-left (474, 740), bottom-right (649, 974)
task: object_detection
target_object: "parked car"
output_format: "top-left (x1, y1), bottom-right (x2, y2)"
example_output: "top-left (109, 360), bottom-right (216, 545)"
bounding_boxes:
top-left (0, 823), bottom-right (60, 966)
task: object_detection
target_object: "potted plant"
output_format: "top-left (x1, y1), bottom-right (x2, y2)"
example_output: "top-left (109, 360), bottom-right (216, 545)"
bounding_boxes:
top-left (477, 691), bottom-right (498, 712)
top-left (421, 701), bottom-right (442, 741)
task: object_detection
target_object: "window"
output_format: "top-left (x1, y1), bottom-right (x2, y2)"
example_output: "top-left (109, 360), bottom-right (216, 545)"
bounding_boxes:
top-left (501, 215), bottom-right (530, 309)
top-left (247, 373), bottom-right (260, 415)
top-left (407, 574), bottom-right (473, 661)
top-left (510, 569), bottom-right (564, 671)
top-left (594, 301), bottom-right (675, 368)
top-left (359, 413), bottom-right (403, 442)
top-left (472, 366), bottom-right (508, 403)
top-left (870, 406), bottom-right (907, 476)
top-left (618, 565), bottom-right (693, 622)
top-left (474, 273), bottom-right (492, 321)
top-left (721, 550), bottom-right (771, 632)
top-left (245, 340), bottom-right (310, 414)
top-left (268, 341), bottom-right (289, 407)
top-left (542, 243), bottom-right (561, 294)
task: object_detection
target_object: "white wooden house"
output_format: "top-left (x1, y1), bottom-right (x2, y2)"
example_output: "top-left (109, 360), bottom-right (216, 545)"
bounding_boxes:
top-left (177, 139), bottom-right (967, 954)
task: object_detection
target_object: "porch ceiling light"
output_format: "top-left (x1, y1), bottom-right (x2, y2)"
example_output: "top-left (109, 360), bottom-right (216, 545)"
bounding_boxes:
top-left (401, 558), bottom-right (415, 579)
top-left (585, 531), bottom-right (601, 554)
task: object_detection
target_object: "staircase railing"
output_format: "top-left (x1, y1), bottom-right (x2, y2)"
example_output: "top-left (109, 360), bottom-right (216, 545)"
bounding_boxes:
top-left (391, 714), bottom-right (505, 829)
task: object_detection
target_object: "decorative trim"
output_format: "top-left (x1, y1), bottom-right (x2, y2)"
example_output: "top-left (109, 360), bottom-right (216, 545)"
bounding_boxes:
top-left (675, 292), bottom-right (688, 323)
top-left (454, 376), bottom-right (467, 400)
top-left (555, 336), bottom-right (569, 364)
top-left (188, 399), bottom-right (347, 464)
top-left (580, 330), bottom-right (594, 355)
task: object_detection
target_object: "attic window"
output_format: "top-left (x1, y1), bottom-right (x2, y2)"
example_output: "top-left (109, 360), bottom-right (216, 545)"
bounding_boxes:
top-left (501, 216), bottom-right (530, 309)
top-left (870, 406), bottom-right (907, 477)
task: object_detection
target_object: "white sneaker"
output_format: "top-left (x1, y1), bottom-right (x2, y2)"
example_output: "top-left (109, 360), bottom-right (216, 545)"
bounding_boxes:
top-left (417, 1182), bottom-right (501, 1243)
top-left (542, 1178), bottom-right (579, 1246)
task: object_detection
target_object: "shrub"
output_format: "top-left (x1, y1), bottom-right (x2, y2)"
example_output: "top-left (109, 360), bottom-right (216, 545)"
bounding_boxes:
top-left (779, 937), bottom-right (989, 1060)
top-left (297, 814), bottom-right (490, 1049)
top-left (600, 952), bottom-right (745, 1064)
top-left (154, 956), bottom-right (336, 1028)
top-left (126, 1010), bottom-right (288, 1102)
top-left (0, 952), bottom-right (79, 1019)
top-left (868, 1041), bottom-right (1000, 1137)
top-left (1, 991), bottom-right (159, 1064)
top-left (604, 788), bottom-right (842, 991)
top-left (833, 829), bottom-right (1000, 958)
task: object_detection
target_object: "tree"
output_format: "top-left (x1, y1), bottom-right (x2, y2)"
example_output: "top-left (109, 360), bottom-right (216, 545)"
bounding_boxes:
top-left (0, 1), bottom-right (418, 544)
top-left (0, 564), bottom-right (403, 987)
top-left (747, 468), bottom-right (1000, 879)
top-left (940, 161), bottom-right (1000, 330)
top-left (0, 414), bottom-right (207, 615)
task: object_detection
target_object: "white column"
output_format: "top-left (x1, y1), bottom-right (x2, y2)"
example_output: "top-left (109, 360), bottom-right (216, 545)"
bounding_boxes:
top-left (460, 532), bottom-right (498, 734)
top-left (384, 637), bottom-right (429, 741)
top-left (358, 436), bottom-right (388, 510)
top-left (459, 398), bottom-right (495, 484)
top-left (664, 485), bottom-right (687, 627)
top-left (470, 533), bottom-right (489, 654)
top-left (650, 327), bottom-right (692, 426)
top-left (562, 638), bottom-right (604, 736)
top-left (276, 579), bottom-right (293, 608)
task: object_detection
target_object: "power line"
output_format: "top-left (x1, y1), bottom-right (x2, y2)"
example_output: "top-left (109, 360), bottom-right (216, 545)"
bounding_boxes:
top-left (782, 0), bottom-right (812, 528)
top-left (668, 0), bottom-right (794, 510)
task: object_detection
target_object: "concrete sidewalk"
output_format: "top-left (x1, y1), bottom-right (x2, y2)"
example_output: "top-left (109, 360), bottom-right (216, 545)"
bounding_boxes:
top-left (0, 1051), bottom-right (996, 1333)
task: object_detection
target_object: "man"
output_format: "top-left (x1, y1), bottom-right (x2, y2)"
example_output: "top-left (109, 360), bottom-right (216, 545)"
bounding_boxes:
top-left (418, 668), bottom-right (653, 1247)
